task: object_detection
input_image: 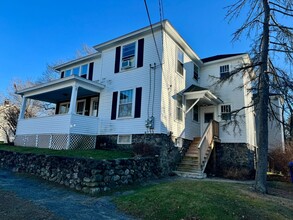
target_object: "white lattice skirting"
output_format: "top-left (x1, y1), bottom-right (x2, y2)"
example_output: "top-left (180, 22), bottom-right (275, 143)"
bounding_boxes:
top-left (14, 134), bottom-right (96, 150)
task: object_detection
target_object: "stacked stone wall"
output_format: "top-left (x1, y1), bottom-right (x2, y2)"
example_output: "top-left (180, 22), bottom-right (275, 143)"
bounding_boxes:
top-left (0, 150), bottom-right (160, 195)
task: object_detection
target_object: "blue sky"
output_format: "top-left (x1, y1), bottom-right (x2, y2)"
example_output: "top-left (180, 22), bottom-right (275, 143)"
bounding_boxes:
top-left (0, 0), bottom-right (250, 97)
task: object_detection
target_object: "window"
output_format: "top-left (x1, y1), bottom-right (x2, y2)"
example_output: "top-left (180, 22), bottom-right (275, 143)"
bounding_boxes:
top-left (59, 103), bottom-right (70, 114)
top-left (76, 100), bottom-right (85, 115)
top-left (117, 135), bottom-right (132, 144)
top-left (194, 64), bottom-right (199, 80)
top-left (177, 48), bottom-right (184, 75)
top-left (220, 65), bottom-right (230, 79)
top-left (72, 67), bottom-right (80, 76)
top-left (221, 105), bottom-right (232, 120)
top-left (81, 64), bottom-right (88, 78)
top-left (118, 89), bottom-right (133, 118)
top-left (193, 105), bottom-right (199, 122)
top-left (176, 94), bottom-right (183, 121)
top-left (90, 97), bottom-right (99, 117)
top-left (65, 69), bottom-right (71, 77)
top-left (63, 63), bottom-right (89, 78)
top-left (121, 42), bottom-right (136, 70)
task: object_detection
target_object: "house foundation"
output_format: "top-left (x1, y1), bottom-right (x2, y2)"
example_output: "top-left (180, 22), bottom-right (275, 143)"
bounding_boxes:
top-left (206, 143), bottom-right (256, 179)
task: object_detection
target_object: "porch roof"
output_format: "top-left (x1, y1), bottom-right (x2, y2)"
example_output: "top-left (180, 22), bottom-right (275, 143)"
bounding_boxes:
top-left (184, 85), bottom-right (223, 105)
top-left (16, 75), bottom-right (105, 103)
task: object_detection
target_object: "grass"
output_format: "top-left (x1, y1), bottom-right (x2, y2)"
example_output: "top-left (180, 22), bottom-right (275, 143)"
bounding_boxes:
top-left (114, 180), bottom-right (293, 220)
top-left (0, 144), bottom-right (132, 160)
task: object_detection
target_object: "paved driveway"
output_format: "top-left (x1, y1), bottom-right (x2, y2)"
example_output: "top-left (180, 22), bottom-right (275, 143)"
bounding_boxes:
top-left (0, 169), bottom-right (135, 220)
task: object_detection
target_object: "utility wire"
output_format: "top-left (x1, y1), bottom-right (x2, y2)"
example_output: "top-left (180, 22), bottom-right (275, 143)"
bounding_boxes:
top-left (143, 0), bottom-right (162, 66)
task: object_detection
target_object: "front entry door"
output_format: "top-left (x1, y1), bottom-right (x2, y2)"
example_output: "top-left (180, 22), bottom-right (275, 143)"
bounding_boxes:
top-left (201, 106), bottom-right (216, 135)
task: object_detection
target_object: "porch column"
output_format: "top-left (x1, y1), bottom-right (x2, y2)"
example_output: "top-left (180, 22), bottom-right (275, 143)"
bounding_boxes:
top-left (18, 96), bottom-right (27, 120)
top-left (68, 85), bottom-right (78, 114)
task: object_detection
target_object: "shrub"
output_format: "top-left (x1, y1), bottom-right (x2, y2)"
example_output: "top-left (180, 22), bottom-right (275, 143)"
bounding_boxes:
top-left (133, 143), bottom-right (158, 157)
top-left (268, 142), bottom-right (293, 182)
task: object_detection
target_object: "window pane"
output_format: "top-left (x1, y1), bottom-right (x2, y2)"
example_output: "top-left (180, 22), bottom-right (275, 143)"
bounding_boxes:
top-left (122, 42), bottom-right (136, 59)
top-left (118, 90), bottom-right (133, 117)
top-left (178, 49), bottom-right (184, 63)
top-left (118, 103), bottom-right (132, 117)
top-left (120, 90), bottom-right (133, 104)
top-left (59, 103), bottom-right (69, 114)
top-left (73, 67), bottom-right (80, 76)
top-left (65, 70), bottom-right (71, 77)
top-left (81, 64), bottom-right (88, 75)
top-left (193, 105), bottom-right (199, 122)
top-left (76, 101), bottom-right (84, 115)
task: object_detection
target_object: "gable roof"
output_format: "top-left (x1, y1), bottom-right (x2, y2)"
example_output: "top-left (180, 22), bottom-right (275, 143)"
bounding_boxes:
top-left (93, 20), bottom-right (202, 65)
top-left (201, 53), bottom-right (246, 63)
top-left (184, 85), bottom-right (208, 93)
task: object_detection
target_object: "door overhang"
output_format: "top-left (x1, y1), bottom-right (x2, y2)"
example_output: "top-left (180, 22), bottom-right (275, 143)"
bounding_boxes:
top-left (184, 85), bottom-right (223, 106)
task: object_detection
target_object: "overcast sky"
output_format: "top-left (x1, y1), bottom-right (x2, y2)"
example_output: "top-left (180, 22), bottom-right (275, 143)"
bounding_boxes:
top-left (0, 0), bottom-right (250, 98)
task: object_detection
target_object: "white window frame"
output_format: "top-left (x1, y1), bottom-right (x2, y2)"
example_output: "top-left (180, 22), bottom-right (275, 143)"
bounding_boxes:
top-left (176, 48), bottom-right (184, 76)
top-left (117, 89), bottom-right (135, 119)
top-left (63, 63), bottom-right (89, 79)
top-left (117, 134), bottom-right (132, 144)
top-left (220, 104), bottom-right (232, 121)
top-left (176, 94), bottom-right (183, 121)
top-left (59, 102), bottom-right (70, 114)
top-left (90, 97), bottom-right (99, 117)
top-left (120, 41), bottom-right (137, 71)
top-left (220, 65), bottom-right (230, 79)
top-left (76, 99), bottom-right (86, 115)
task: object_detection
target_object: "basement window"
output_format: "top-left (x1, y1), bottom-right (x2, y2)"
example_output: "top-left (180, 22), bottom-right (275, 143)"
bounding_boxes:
top-left (117, 135), bottom-right (132, 144)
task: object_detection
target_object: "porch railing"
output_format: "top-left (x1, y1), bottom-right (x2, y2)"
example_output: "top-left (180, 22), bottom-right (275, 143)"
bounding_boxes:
top-left (16, 114), bottom-right (99, 136)
top-left (198, 120), bottom-right (219, 172)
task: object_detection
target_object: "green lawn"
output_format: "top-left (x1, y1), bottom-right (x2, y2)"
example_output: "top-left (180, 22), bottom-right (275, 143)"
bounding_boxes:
top-left (0, 144), bottom-right (132, 160)
top-left (115, 180), bottom-right (293, 220)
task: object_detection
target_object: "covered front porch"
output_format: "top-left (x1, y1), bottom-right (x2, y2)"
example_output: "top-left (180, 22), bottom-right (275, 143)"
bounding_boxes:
top-left (15, 75), bottom-right (105, 149)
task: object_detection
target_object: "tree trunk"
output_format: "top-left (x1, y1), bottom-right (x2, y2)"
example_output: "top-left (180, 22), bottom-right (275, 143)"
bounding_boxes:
top-left (255, 0), bottom-right (270, 193)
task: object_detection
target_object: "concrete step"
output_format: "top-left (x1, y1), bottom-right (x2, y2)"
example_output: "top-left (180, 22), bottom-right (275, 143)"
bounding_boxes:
top-left (173, 171), bottom-right (206, 179)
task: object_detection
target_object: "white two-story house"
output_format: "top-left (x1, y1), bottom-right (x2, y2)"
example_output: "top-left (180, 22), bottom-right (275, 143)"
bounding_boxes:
top-left (14, 20), bottom-right (284, 177)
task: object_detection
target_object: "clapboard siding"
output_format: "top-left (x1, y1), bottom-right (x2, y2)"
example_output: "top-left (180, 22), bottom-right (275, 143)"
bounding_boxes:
top-left (160, 32), bottom-right (201, 140)
top-left (200, 57), bottom-right (250, 144)
top-left (97, 31), bottom-right (163, 135)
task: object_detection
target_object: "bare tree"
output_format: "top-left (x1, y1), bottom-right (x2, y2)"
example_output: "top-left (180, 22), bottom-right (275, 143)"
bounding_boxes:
top-left (224, 0), bottom-right (293, 193)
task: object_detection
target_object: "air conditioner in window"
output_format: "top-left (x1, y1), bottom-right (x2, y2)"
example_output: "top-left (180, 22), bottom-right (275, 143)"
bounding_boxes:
top-left (122, 60), bottom-right (133, 69)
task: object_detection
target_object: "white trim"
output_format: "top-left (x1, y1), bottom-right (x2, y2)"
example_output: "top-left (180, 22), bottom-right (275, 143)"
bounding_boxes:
top-left (76, 99), bottom-right (86, 115)
top-left (90, 97), bottom-right (99, 117)
top-left (120, 41), bottom-right (138, 72)
top-left (117, 88), bottom-right (136, 119)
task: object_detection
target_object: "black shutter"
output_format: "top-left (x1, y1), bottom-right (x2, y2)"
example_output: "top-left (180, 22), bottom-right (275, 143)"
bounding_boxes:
top-left (61, 71), bottom-right (64, 78)
top-left (134, 87), bottom-right (142, 118)
top-left (137, 38), bottom-right (144, 68)
top-left (111, 92), bottom-right (118, 120)
top-left (114, 46), bottom-right (121, 73)
top-left (88, 62), bottom-right (94, 80)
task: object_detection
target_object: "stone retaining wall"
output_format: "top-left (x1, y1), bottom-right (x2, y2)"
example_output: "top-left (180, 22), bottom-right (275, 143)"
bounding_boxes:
top-left (210, 143), bottom-right (256, 179)
top-left (0, 150), bottom-right (160, 195)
